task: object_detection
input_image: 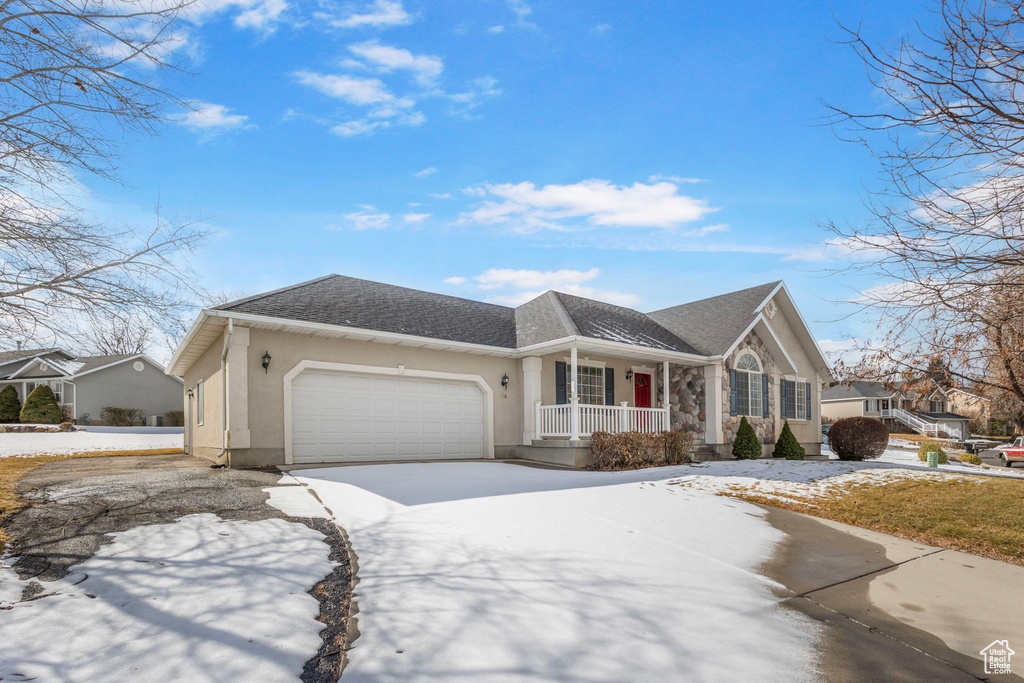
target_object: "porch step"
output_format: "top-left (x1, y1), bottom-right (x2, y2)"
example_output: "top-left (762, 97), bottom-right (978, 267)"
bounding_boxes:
top-left (531, 438), bottom-right (590, 448)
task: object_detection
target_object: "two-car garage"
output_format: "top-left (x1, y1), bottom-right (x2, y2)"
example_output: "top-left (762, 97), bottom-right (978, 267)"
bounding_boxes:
top-left (288, 366), bottom-right (488, 464)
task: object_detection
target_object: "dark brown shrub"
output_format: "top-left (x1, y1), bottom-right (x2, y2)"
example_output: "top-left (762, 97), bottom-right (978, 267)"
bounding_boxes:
top-left (828, 417), bottom-right (889, 461)
top-left (100, 406), bottom-right (146, 426)
top-left (587, 430), bottom-right (694, 471)
top-left (165, 410), bottom-right (185, 427)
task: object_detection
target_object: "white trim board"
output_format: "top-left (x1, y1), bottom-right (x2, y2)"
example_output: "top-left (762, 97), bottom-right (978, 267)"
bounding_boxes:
top-left (282, 360), bottom-right (495, 465)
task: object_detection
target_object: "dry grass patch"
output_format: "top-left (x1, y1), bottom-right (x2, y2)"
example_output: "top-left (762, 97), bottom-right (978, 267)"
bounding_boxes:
top-left (0, 449), bottom-right (182, 553)
top-left (726, 475), bottom-right (1024, 566)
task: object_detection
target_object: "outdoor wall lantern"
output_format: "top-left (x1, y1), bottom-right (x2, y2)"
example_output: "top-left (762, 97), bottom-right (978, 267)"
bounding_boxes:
top-left (625, 369), bottom-right (634, 381)
top-left (262, 351), bottom-right (272, 373)
top-left (186, 388), bottom-right (194, 399)
top-left (501, 373), bottom-right (509, 388)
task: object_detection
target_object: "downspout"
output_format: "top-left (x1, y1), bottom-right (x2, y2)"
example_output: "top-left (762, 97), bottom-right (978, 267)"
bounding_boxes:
top-left (215, 319), bottom-right (234, 467)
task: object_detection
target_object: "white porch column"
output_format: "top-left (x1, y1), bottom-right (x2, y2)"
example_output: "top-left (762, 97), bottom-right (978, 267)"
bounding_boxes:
top-left (704, 363), bottom-right (724, 445)
top-left (569, 346), bottom-right (580, 441)
top-left (521, 357), bottom-right (543, 445)
top-left (662, 361), bottom-right (671, 431)
top-left (225, 326), bottom-right (251, 450)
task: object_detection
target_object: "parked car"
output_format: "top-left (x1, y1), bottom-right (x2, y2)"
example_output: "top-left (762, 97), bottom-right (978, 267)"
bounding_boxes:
top-left (999, 439), bottom-right (1024, 468)
top-left (821, 424), bottom-right (831, 437)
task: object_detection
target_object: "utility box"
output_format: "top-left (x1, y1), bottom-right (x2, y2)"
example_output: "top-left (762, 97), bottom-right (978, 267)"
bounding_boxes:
top-left (146, 415), bottom-right (164, 427)
top-left (926, 451), bottom-right (939, 467)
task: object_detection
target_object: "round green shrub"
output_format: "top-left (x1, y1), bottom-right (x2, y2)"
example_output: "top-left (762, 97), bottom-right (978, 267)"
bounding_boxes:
top-left (917, 442), bottom-right (949, 464)
top-left (732, 416), bottom-right (762, 459)
top-left (0, 385), bottom-right (21, 423)
top-left (20, 384), bottom-right (63, 424)
top-left (957, 452), bottom-right (982, 465)
top-left (772, 421), bottom-right (805, 460)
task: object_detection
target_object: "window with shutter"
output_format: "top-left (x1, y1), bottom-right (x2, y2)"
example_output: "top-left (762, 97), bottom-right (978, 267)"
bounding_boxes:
top-left (733, 353), bottom-right (762, 417)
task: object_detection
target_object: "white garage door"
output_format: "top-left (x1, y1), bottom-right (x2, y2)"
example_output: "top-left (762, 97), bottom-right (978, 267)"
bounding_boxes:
top-left (290, 369), bottom-right (486, 463)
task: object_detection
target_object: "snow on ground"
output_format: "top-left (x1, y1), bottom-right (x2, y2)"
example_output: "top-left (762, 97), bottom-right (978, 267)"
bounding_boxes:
top-left (834, 445), bottom-right (1024, 479)
top-left (0, 514), bottom-right (334, 682)
top-left (0, 429), bottom-right (182, 457)
top-left (293, 462), bottom-right (822, 682)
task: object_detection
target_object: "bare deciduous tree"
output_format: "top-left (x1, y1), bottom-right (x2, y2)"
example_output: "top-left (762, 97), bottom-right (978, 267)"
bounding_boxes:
top-left (0, 0), bottom-right (206, 346)
top-left (79, 311), bottom-right (151, 356)
top-left (825, 0), bottom-right (1024, 432)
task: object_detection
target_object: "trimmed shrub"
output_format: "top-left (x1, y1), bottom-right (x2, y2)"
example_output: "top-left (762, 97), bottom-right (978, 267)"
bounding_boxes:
top-left (917, 442), bottom-right (949, 464)
top-left (165, 410), bottom-right (185, 427)
top-left (829, 417), bottom-right (888, 461)
top-left (772, 421), bottom-right (805, 460)
top-left (957, 452), bottom-right (982, 465)
top-left (0, 385), bottom-right (21, 423)
top-left (588, 430), bottom-right (694, 471)
top-left (100, 406), bottom-right (146, 427)
top-left (732, 416), bottom-right (762, 459)
top-left (20, 385), bottom-right (63, 424)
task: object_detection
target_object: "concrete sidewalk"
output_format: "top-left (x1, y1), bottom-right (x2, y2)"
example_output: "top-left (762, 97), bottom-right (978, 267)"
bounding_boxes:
top-left (763, 506), bottom-right (1024, 682)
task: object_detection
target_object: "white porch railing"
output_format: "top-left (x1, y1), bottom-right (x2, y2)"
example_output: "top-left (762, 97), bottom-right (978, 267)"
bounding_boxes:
top-left (535, 401), bottom-right (670, 439)
top-left (881, 408), bottom-right (962, 439)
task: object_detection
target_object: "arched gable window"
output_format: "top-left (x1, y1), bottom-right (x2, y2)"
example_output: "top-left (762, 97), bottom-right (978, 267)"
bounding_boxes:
top-left (734, 353), bottom-right (762, 417)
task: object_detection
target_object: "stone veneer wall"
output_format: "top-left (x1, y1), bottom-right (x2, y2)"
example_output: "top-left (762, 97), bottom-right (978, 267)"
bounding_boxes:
top-left (668, 365), bottom-right (705, 443)
top-left (721, 331), bottom-right (777, 445)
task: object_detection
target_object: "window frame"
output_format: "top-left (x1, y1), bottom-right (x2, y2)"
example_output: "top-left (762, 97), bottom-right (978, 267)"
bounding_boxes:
top-left (565, 363), bottom-right (606, 406)
top-left (929, 398), bottom-right (944, 413)
top-left (50, 381), bottom-right (63, 404)
top-left (734, 353), bottom-right (762, 418)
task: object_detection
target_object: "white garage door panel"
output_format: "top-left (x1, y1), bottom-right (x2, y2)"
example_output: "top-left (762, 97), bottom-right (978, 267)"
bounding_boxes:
top-left (291, 369), bottom-right (486, 463)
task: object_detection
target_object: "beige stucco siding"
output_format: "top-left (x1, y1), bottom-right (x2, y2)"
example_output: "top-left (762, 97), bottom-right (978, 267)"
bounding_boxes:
top-left (761, 307), bottom-right (823, 449)
top-left (821, 399), bottom-right (865, 421)
top-left (245, 328), bottom-right (522, 463)
top-left (182, 331), bottom-right (227, 458)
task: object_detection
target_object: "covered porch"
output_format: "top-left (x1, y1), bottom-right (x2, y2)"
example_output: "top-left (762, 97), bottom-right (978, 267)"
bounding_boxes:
top-left (521, 340), bottom-right (712, 444)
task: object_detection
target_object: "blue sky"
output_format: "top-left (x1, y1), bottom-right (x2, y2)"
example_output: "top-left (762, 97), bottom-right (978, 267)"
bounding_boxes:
top-left (91, 0), bottom-right (934, 354)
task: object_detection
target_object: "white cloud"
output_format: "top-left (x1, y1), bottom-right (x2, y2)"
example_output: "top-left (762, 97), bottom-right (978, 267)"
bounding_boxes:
top-left (178, 102), bottom-right (252, 135)
top-left (459, 178), bottom-right (716, 232)
top-left (233, 0), bottom-right (288, 30)
top-left (325, 0), bottom-right (411, 28)
top-left (443, 276), bottom-right (468, 285)
top-left (487, 25), bottom-right (505, 33)
top-left (648, 174), bottom-right (704, 184)
top-left (506, 0), bottom-right (535, 28)
top-left (339, 209), bottom-right (390, 230)
top-left (430, 192), bottom-right (453, 199)
top-left (414, 166), bottom-right (438, 177)
top-left (474, 267), bottom-right (601, 290)
top-left (403, 212), bottom-right (431, 222)
top-left (330, 119), bottom-right (391, 136)
top-left (349, 42), bottom-right (443, 86)
top-left (293, 72), bottom-right (399, 105)
top-left (784, 235), bottom-right (904, 262)
top-left (593, 23), bottom-right (610, 34)
top-left (446, 76), bottom-right (502, 115)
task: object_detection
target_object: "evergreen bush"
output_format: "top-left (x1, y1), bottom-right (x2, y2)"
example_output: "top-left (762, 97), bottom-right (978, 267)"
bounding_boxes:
top-left (772, 421), bottom-right (805, 460)
top-left (19, 385), bottom-right (63, 424)
top-left (732, 416), bottom-right (762, 459)
top-left (0, 385), bottom-right (21, 423)
top-left (917, 442), bottom-right (949, 464)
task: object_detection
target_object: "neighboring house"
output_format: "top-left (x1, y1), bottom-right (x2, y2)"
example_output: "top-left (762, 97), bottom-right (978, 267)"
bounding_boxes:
top-left (0, 348), bottom-right (183, 425)
top-left (821, 380), bottom-right (972, 439)
top-left (945, 387), bottom-right (991, 433)
top-left (168, 275), bottom-right (833, 467)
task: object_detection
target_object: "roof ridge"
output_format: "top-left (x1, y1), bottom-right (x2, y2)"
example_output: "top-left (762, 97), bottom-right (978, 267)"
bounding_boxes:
top-left (215, 274), bottom-right (337, 311)
top-left (648, 280), bottom-right (782, 314)
top-left (547, 291), bottom-right (580, 336)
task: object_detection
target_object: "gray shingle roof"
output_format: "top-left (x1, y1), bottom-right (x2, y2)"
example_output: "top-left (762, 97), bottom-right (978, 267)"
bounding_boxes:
top-left (552, 292), bottom-right (700, 354)
top-left (647, 282), bottom-right (781, 355)
top-left (821, 381), bottom-right (897, 401)
top-left (72, 354), bottom-right (140, 374)
top-left (216, 275), bottom-right (519, 348)
top-left (211, 275), bottom-right (793, 357)
top-left (0, 348), bottom-right (63, 365)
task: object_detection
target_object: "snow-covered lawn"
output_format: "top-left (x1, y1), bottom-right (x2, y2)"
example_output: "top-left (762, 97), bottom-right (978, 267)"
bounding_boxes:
top-left (833, 445), bottom-right (1024, 478)
top-left (0, 428), bottom-right (183, 457)
top-left (293, 462), bottom-right (822, 682)
top-left (0, 514), bottom-right (334, 682)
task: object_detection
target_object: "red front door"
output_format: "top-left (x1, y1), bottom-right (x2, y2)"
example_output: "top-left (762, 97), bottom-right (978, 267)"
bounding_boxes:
top-left (634, 373), bottom-right (652, 408)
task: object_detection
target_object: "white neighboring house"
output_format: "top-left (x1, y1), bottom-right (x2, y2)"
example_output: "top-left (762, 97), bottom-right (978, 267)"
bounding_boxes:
top-left (0, 348), bottom-right (183, 425)
top-left (821, 380), bottom-right (972, 439)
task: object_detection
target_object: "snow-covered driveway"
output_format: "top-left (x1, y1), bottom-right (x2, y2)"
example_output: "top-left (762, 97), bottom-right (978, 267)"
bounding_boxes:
top-left (292, 462), bottom-right (822, 682)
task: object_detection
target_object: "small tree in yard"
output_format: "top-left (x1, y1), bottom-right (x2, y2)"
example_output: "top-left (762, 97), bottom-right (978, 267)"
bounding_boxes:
top-left (732, 416), bottom-right (762, 459)
top-left (0, 386), bottom-right (21, 423)
top-left (829, 417), bottom-right (888, 461)
top-left (772, 421), bottom-right (805, 460)
top-left (20, 385), bottom-right (62, 424)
